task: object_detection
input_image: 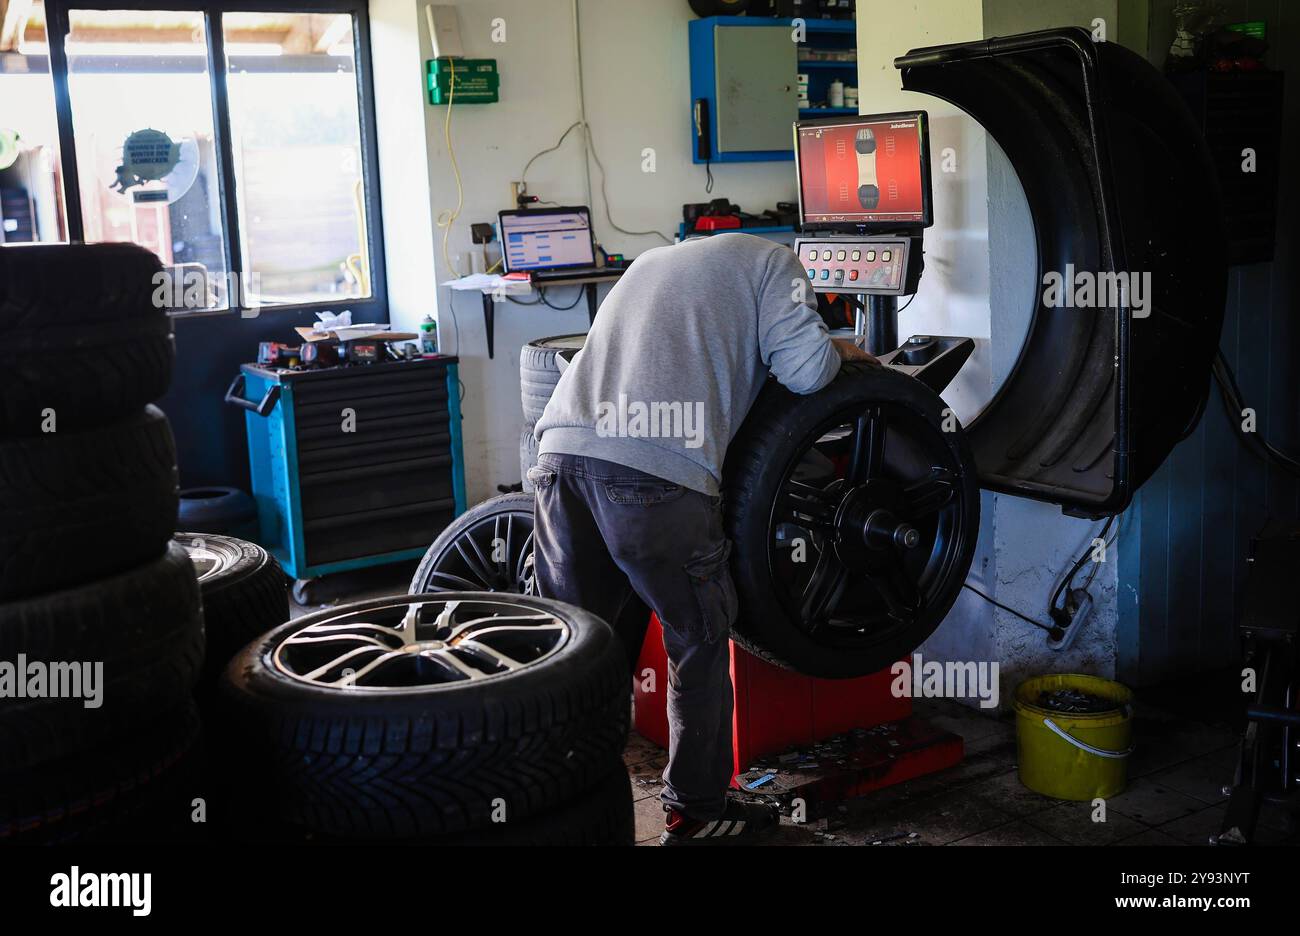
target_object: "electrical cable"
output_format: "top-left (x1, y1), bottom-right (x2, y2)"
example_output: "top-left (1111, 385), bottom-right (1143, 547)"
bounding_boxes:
top-left (964, 516), bottom-right (1117, 640)
top-left (583, 122), bottom-right (673, 244)
top-left (517, 113), bottom-right (672, 245)
top-left (505, 293), bottom-right (543, 306)
top-left (1048, 516), bottom-right (1115, 625)
top-left (444, 289), bottom-right (462, 358)
top-left (540, 287), bottom-right (585, 311)
top-left (571, 0), bottom-right (595, 208)
top-left (1212, 348), bottom-right (1300, 477)
top-left (570, 0), bottom-right (672, 245)
top-left (705, 160), bottom-right (714, 195)
top-left (435, 58), bottom-right (464, 279)
top-left (962, 584), bottom-right (1058, 634)
top-left (520, 120), bottom-right (584, 188)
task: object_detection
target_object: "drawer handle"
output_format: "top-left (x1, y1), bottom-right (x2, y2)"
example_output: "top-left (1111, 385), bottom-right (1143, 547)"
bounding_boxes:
top-left (225, 374), bottom-right (281, 417)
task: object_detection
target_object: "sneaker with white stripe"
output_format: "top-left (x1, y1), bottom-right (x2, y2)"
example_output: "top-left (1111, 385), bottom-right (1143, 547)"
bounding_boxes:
top-left (659, 799), bottom-right (779, 846)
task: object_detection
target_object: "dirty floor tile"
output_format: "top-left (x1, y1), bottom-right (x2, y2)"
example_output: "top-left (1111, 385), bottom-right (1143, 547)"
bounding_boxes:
top-left (1026, 801), bottom-right (1148, 845)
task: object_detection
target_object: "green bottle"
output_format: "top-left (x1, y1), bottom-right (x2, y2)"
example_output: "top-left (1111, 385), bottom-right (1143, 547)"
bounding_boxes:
top-left (419, 315), bottom-right (438, 355)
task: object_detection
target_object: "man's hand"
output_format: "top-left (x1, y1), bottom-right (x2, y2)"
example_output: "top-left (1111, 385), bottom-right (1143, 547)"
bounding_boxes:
top-left (832, 337), bottom-right (881, 365)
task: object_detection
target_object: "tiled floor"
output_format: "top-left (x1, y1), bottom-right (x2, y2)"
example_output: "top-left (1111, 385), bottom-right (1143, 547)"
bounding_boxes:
top-left (626, 686), bottom-right (1299, 847)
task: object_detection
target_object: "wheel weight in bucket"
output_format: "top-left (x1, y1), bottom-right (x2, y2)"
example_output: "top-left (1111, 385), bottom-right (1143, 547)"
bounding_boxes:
top-left (1013, 673), bottom-right (1134, 800)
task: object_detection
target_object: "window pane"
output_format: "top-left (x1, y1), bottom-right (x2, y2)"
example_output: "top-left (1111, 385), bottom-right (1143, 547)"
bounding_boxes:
top-left (224, 12), bottom-right (369, 305)
top-left (66, 9), bottom-right (228, 309)
top-left (0, 0), bottom-right (68, 243)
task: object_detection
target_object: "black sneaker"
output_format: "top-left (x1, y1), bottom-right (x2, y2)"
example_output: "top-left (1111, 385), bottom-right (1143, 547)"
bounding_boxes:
top-left (659, 799), bottom-right (779, 846)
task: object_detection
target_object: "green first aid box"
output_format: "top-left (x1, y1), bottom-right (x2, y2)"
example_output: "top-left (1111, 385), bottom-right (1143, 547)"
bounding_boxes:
top-left (426, 58), bottom-right (499, 104)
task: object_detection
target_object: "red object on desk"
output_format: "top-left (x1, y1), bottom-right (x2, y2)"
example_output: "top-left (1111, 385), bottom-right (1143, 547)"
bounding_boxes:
top-left (694, 215), bottom-right (741, 232)
top-left (632, 614), bottom-right (963, 797)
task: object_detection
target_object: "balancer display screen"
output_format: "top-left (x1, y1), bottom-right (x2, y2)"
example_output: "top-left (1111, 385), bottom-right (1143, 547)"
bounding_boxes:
top-left (796, 112), bottom-right (931, 230)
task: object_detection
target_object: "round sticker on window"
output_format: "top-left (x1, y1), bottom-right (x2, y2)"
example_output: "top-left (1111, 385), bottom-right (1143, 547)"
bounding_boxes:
top-left (111, 128), bottom-right (200, 205)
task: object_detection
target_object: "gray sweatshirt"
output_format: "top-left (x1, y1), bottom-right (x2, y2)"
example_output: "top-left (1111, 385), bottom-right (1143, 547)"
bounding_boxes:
top-left (535, 233), bottom-right (840, 494)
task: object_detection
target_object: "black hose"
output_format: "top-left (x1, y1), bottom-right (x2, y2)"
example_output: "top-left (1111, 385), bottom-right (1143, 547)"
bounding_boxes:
top-left (1212, 350), bottom-right (1300, 477)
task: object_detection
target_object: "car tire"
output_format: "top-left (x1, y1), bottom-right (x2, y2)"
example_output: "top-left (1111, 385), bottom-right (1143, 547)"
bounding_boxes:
top-left (177, 533), bottom-right (288, 694)
top-left (409, 493), bottom-right (652, 671)
top-left (410, 492), bottom-right (538, 594)
top-left (0, 405), bottom-right (179, 601)
top-left (724, 363), bottom-right (980, 678)
top-left (219, 592), bottom-right (629, 839)
top-left (0, 704), bottom-right (202, 844)
top-left (0, 542), bottom-right (204, 773)
top-left (177, 487), bottom-right (258, 535)
top-left (0, 243), bottom-right (172, 436)
top-left (520, 420), bottom-right (539, 490)
top-left (520, 333), bottom-right (585, 422)
top-left (434, 763), bottom-right (635, 846)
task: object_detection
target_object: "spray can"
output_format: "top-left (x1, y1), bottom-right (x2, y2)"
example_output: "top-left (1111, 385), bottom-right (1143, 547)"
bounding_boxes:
top-left (419, 315), bottom-right (439, 355)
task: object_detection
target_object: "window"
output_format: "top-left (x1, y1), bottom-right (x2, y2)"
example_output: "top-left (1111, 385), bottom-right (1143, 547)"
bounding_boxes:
top-left (0, 1), bottom-right (68, 243)
top-left (224, 12), bottom-right (369, 305)
top-left (0, 1), bottom-right (385, 315)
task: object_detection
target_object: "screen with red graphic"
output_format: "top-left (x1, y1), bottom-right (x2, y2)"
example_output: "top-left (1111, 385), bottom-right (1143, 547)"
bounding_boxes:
top-left (796, 112), bottom-right (931, 230)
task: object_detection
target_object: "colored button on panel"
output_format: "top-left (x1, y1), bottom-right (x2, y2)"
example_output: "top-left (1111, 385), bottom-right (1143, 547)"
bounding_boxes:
top-left (882, 250), bottom-right (892, 262)
top-left (807, 268), bottom-right (816, 278)
top-left (833, 270), bottom-right (844, 283)
top-left (851, 250), bottom-right (861, 261)
top-left (836, 250), bottom-right (847, 261)
top-left (820, 269), bottom-right (830, 280)
top-left (822, 250), bottom-right (833, 261)
top-left (848, 269), bottom-right (859, 281)
top-left (866, 250), bottom-right (876, 261)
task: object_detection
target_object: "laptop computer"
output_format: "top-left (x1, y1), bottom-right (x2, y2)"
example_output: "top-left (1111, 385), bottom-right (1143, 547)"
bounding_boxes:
top-left (497, 206), bottom-right (611, 282)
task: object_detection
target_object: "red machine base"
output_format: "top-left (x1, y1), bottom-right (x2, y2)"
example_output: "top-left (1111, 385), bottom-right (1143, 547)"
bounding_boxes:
top-left (632, 615), bottom-right (963, 801)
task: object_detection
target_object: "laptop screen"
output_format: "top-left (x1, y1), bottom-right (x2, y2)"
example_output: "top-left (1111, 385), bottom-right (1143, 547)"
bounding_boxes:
top-left (499, 209), bottom-right (595, 272)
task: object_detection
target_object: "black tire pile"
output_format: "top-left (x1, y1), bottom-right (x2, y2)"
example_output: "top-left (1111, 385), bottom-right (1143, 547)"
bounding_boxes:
top-left (519, 334), bottom-right (585, 490)
top-left (0, 244), bottom-right (203, 843)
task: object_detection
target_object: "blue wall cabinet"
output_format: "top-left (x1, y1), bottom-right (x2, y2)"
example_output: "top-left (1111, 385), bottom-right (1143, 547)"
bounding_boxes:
top-left (233, 356), bottom-right (467, 580)
top-left (689, 16), bottom-right (857, 164)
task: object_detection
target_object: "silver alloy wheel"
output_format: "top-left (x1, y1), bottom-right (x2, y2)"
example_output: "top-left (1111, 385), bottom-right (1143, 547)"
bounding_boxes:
top-left (177, 532), bottom-right (237, 584)
top-left (271, 595), bottom-right (569, 691)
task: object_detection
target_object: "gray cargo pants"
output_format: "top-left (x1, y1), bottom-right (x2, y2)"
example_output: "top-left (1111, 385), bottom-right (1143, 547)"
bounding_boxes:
top-left (528, 452), bottom-right (737, 820)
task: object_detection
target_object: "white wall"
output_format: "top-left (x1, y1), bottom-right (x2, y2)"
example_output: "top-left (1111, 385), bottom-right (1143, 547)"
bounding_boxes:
top-left (373, 0), bottom-right (802, 501)
top-left (857, 0), bottom-right (1127, 706)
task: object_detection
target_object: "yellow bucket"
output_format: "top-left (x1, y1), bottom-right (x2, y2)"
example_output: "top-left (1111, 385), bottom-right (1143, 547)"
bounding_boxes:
top-left (1013, 673), bottom-right (1134, 801)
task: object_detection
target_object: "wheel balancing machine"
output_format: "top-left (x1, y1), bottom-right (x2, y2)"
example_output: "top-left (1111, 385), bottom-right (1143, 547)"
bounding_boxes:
top-left (633, 29), bottom-right (1228, 806)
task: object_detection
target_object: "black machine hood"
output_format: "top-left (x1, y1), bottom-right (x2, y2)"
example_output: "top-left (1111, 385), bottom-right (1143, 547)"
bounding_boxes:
top-left (895, 28), bottom-right (1227, 516)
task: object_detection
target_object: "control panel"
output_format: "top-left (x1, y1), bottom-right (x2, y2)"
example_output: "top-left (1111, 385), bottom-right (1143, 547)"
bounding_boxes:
top-left (796, 235), bottom-right (922, 296)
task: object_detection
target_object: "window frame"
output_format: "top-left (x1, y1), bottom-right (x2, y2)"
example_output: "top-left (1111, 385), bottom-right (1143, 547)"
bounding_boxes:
top-left (40, 0), bottom-right (388, 319)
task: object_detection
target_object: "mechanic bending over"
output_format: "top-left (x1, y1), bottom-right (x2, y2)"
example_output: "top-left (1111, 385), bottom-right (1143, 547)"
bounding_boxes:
top-left (531, 232), bottom-right (875, 846)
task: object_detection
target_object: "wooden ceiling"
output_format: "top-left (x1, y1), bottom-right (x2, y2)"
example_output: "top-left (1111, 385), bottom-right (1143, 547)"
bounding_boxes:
top-left (1, 2), bottom-right (351, 54)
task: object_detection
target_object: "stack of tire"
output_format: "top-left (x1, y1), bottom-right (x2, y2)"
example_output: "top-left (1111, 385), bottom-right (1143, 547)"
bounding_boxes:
top-left (0, 244), bottom-right (203, 842)
top-left (519, 334), bottom-right (585, 491)
top-left (216, 592), bottom-right (635, 845)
